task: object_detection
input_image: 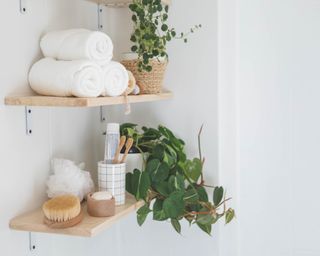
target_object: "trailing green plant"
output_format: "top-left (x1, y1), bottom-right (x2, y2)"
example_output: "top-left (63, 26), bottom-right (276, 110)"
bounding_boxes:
top-left (124, 123), bottom-right (235, 235)
top-left (129, 0), bottom-right (201, 72)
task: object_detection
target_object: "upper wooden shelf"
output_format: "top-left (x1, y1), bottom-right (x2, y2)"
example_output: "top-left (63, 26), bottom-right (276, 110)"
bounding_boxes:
top-left (4, 91), bottom-right (173, 108)
top-left (10, 194), bottom-right (143, 237)
top-left (88, 0), bottom-right (171, 7)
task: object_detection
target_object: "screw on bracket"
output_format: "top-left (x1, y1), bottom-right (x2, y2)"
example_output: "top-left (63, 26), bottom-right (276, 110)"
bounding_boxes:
top-left (20, 0), bottom-right (27, 14)
top-left (25, 107), bottom-right (32, 136)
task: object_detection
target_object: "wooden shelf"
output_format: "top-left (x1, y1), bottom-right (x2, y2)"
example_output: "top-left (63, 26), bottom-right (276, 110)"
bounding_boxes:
top-left (10, 194), bottom-right (143, 237)
top-left (4, 91), bottom-right (173, 108)
top-left (88, 0), bottom-right (171, 7)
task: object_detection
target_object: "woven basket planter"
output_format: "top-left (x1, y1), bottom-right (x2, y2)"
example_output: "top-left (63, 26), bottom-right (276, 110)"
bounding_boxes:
top-left (121, 59), bottom-right (167, 94)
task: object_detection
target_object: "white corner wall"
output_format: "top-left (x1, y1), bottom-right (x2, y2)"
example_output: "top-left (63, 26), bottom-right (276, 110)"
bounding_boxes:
top-left (0, 0), bottom-right (222, 256)
top-left (218, 0), bottom-right (320, 256)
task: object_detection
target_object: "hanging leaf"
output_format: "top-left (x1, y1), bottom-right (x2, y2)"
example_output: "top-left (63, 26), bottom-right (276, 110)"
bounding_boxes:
top-left (168, 174), bottom-right (185, 193)
top-left (153, 199), bottom-right (168, 221)
top-left (213, 187), bottom-right (224, 206)
top-left (132, 169), bottom-right (151, 200)
top-left (183, 158), bottom-right (202, 182)
top-left (225, 208), bottom-right (235, 224)
top-left (196, 222), bottom-right (212, 235)
top-left (163, 191), bottom-right (185, 218)
top-left (184, 188), bottom-right (199, 203)
top-left (154, 181), bottom-right (170, 197)
top-left (171, 219), bottom-right (181, 234)
top-left (196, 186), bottom-right (209, 202)
top-left (126, 172), bottom-right (134, 194)
top-left (137, 204), bottom-right (152, 226)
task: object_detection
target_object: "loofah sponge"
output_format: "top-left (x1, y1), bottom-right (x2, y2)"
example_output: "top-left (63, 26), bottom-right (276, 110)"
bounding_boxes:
top-left (46, 159), bottom-right (94, 202)
top-left (43, 195), bottom-right (81, 223)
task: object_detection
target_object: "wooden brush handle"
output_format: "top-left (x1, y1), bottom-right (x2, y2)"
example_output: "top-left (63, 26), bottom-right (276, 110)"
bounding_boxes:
top-left (113, 136), bottom-right (127, 164)
top-left (121, 138), bottom-right (134, 164)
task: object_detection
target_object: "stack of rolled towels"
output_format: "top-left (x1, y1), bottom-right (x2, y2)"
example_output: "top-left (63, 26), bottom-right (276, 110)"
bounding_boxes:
top-left (29, 29), bottom-right (129, 98)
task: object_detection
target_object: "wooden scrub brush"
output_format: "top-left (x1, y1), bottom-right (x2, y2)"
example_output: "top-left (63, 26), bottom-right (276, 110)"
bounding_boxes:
top-left (42, 195), bottom-right (83, 229)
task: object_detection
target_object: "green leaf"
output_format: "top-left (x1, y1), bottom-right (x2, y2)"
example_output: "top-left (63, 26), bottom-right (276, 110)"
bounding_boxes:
top-left (154, 181), bottom-right (170, 197)
top-left (137, 204), bottom-right (152, 226)
top-left (184, 188), bottom-right (199, 203)
top-left (126, 172), bottom-right (134, 195)
top-left (145, 159), bottom-right (160, 174)
top-left (225, 208), bottom-right (235, 224)
top-left (132, 169), bottom-right (151, 200)
top-left (196, 210), bottom-right (214, 226)
top-left (163, 191), bottom-right (185, 218)
top-left (131, 45), bottom-right (138, 52)
top-left (196, 186), bottom-right (209, 202)
top-left (171, 219), bottom-right (181, 234)
top-left (197, 222), bottom-right (212, 235)
top-left (146, 159), bottom-right (170, 183)
top-left (130, 35), bottom-right (137, 42)
top-left (153, 199), bottom-right (168, 221)
top-left (165, 5), bottom-right (169, 12)
top-left (213, 187), bottom-right (224, 206)
top-left (184, 158), bottom-right (202, 182)
top-left (161, 24), bottom-right (168, 32)
top-left (168, 174), bottom-right (185, 193)
top-left (152, 144), bottom-right (165, 160)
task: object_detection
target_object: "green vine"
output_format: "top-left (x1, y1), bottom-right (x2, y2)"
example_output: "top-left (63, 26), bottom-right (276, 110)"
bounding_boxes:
top-left (121, 123), bottom-right (235, 235)
top-left (129, 0), bottom-right (201, 72)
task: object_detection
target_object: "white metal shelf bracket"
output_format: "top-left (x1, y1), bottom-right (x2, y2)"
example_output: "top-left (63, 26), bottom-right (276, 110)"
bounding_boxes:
top-left (97, 4), bottom-right (103, 30)
top-left (20, 0), bottom-right (27, 14)
top-left (29, 232), bottom-right (36, 253)
top-left (25, 107), bottom-right (32, 136)
top-left (100, 106), bottom-right (106, 122)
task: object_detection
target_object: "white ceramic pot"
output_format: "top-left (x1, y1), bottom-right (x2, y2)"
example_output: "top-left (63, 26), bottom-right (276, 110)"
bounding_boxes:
top-left (121, 153), bottom-right (144, 173)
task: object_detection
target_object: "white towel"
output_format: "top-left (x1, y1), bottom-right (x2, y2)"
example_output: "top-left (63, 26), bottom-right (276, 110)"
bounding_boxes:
top-left (29, 58), bottom-right (103, 98)
top-left (40, 29), bottom-right (113, 65)
top-left (101, 61), bottom-right (129, 97)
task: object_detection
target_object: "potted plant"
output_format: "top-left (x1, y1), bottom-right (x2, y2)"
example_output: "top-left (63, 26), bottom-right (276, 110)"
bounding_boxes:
top-left (125, 124), bottom-right (235, 234)
top-left (121, 0), bottom-right (201, 94)
top-left (120, 123), bottom-right (163, 173)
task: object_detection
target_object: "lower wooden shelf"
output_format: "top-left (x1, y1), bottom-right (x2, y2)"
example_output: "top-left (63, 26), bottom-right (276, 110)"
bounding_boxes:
top-left (9, 194), bottom-right (143, 237)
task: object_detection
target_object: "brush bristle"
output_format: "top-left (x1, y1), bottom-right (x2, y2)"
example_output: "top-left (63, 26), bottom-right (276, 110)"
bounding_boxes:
top-left (42, 195), bottom-right (81, 222)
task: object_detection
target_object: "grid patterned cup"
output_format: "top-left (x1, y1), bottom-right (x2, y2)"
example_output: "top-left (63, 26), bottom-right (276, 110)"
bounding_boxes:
top-left (98, 161), bottom-right (126, 206)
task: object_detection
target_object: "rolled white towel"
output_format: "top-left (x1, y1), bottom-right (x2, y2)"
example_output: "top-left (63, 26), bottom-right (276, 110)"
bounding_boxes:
top-left (101, 61), bottom-right (129, 97)
top-left (29, 58), bottom-right (103, 98)
top-left (40, 29), bottom-right (113, 65)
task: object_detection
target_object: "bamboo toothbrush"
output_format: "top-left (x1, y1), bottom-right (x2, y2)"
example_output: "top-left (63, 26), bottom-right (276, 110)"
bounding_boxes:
top-left (120, 138), bottom-right (134, 164)
top-left (112, 136), bottom-right (127, 164)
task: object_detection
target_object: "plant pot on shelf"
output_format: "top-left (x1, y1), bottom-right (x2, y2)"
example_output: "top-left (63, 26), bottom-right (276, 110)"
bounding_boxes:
top-left (120, 147), bottom-right (145, 173)
top-left (121, 53), bottom-right (167, 94)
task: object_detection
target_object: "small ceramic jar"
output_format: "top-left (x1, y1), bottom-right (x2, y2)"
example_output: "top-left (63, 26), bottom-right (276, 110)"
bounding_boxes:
top-left (87, 192), bottom-right (116, 217)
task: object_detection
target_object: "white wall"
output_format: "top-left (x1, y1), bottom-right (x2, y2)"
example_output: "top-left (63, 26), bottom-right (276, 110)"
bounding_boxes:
top-left (0, 0), bottom-right (222, 256)
top-left (219, 0), bottom-right (320, 255)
